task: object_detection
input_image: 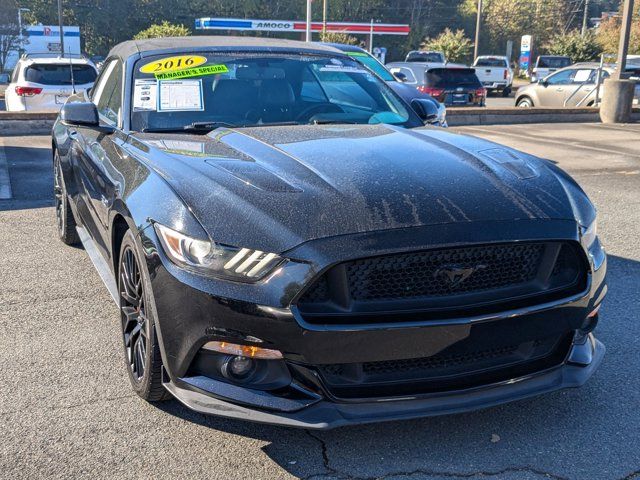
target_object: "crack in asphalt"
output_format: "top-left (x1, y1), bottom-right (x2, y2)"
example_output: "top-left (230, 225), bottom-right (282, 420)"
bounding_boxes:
top-left (303, 430), bottom-right (569, 480)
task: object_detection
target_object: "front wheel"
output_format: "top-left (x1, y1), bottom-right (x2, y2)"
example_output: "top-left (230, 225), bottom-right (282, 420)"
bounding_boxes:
top-left (517, 97), bottom-right (533, 108)
top-left (53, 152), bottom-right (80, 245)
top-left (118, 230), bottom-right (170, 402)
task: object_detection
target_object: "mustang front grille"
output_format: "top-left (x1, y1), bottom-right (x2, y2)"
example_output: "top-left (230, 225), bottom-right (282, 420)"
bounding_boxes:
top-left (297, 242), bottom-right (587, 325)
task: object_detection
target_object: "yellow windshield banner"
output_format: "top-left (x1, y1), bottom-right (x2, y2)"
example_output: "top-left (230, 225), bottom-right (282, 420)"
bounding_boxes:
top-left (154, 64), bottom-right (229, 80)
top-left (140, 55), bottom-right (208, 74)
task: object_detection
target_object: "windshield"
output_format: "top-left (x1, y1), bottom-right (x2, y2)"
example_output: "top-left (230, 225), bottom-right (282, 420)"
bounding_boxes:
top-left (406, 52), bottom-right (444, 63)
top-left (425, 69), bottom-right (481, 88)
top-left (345, 52), bottom-right (395, 82)
top-left (537, 57), bottom-right (571, 69)
top-left (25, 64), bottom-right (97, 85)
top-left (131, 53), bottom-right (418, 132)
top-left (474, 58), bottom-right (507, 67)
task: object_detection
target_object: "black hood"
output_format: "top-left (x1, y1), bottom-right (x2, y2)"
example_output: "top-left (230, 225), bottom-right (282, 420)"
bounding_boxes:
top-left (129, 124), bottom-right (585, 253)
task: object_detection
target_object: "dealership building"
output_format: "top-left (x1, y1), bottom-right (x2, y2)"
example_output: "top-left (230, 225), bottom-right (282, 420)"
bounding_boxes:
top-left (4, 25), bottom-right (81, 71)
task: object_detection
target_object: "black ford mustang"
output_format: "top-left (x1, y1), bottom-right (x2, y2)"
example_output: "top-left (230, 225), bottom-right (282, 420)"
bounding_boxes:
top-left (52, 37), bottom-right (606, 429)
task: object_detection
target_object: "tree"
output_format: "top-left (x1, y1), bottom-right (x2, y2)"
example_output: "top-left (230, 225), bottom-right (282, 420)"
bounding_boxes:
top-left (597, 5), bottom-right (640, 55)
top-left (0, 0), bottom-right (23, 72)
top-left (422, 28), bottom-right (473, 63)
top-left (458, 0), bottom-right (572, 57)
top-left (320, 31), bottom-right (361, 46)
top-left (546, 30), bottom-right (602, 63)
top-left (134, 21), bottom-right (190, 40)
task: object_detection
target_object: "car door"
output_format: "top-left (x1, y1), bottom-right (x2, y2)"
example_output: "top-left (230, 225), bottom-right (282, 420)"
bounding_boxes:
top-left (563, 68), bottom-right (596, 107)
top-left (536, 69), bottom-right (575, 106)
top-left (72, 59), bottom-right (125, 254)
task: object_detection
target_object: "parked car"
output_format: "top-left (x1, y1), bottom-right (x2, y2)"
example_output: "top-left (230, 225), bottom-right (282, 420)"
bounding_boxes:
top-left (52, 36), bottom-right (605, 429)
top-left (387, 62), bottom-right (486, 107)
top-left (405, 50), bottom-right (446, 65)
top-left (531, 55), bottom-right (572, 83)
top-left (5, 54), bottom-right (98, 112)
top-left (472, 55), bottom-right (513, 96)
top-left (0, 73), bottom-right (10, 97)
top-left (323, 43), bottom-right (446, 126)
top-left (516, 62), bottom-right (640, 107)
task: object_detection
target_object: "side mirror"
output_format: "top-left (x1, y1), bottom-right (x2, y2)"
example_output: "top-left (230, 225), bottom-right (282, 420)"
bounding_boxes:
top-left (411, 98), bottom-right (439, 124)
top-left (60, 102), bottom-right (114, 133)
top-left (540, 79), bottom-right (549, 87)
top-left (393, 71), bottom-right (407, 82)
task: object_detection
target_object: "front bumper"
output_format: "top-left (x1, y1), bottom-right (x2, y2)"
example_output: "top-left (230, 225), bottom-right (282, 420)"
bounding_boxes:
top-left (164, 335), bottom-right (604, 429)
top-left (138, 219), bottom-right (607, 428)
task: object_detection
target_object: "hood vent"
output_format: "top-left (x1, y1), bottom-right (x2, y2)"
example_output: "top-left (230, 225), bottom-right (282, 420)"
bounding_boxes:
top-left (205, 160), bottom-right (301, 193)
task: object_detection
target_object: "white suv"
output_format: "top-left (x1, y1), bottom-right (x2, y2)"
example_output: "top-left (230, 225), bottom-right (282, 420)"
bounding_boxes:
top-left (5, 54), bottom-right (98, 112)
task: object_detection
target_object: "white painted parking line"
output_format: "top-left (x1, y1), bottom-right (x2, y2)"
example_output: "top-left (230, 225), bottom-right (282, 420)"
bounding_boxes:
top-left (0, 139), bottom-right (13, 199)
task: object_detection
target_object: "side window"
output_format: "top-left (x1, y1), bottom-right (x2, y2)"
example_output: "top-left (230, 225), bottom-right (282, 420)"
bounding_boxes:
top-left (546, 69), bottom-right (574, 85)
top-left (570, 69), bottom-right (593, 84)
top-left (588, 69), bottom-right (609, 83)
top-left (94, 61), bottom-right (122, 126)
top-left (91, 60), bottom-right (117, 105)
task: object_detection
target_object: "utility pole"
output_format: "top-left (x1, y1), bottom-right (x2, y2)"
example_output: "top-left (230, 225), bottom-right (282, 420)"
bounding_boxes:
top-left (474, 0), bottom-right (483, 60)
top-left (581, 0), bottom-right (590, 36)
top-left (17, 8), bottom-right (30, 48)
top-left (305, 0), bottom-right (312, 42)
top-left (57, 0), bottom-right (65, 57)
top-left (614, 0), bottom-right (634, 79)
top-left (322, 0), bottom-right (327, 37)
top-left (369, 19), bottom-right (374, 53)
top-left (599, 0), bottom-right (635, 122)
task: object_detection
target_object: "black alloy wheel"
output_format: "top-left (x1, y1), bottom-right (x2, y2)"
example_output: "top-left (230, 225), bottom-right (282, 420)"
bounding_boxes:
top-left (118, 230), bottom-right (170, 401)
top-left (120, 245), bottom-right (149, 382)
top-left (53, 153), bottom-right (79, 245)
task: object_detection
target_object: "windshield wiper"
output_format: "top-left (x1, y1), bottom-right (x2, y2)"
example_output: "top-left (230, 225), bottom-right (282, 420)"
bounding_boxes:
top-left (141, 122), bottom-right (238, 134)
top-left (141, 121), bottom-right (302, 134)
top-left (310, 119), bottom-right (359, 125)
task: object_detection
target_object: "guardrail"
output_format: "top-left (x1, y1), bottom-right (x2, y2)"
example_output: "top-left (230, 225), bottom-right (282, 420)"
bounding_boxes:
top-left (1, 107), bottom-right (638, 135)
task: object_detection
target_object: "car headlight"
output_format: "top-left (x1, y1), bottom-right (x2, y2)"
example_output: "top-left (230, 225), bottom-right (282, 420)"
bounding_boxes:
top-left (581, 219), bottom-right (597, 249)
top-left (154, 223), bottom-right (283, 282)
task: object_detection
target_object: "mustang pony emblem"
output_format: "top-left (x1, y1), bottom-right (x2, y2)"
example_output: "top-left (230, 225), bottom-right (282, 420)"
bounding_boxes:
top-left (434, 264), bottom-right (487, 287)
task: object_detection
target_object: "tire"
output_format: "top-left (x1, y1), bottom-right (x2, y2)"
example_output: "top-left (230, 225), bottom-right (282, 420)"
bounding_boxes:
top-left (53, 152), bottom-right (80, 245)
top-left (517, 97), bottom-right (533, 108)
top-left (118, 229), bottom-right (170, 402)
top-left (502, 87), bottom-right (512, 97)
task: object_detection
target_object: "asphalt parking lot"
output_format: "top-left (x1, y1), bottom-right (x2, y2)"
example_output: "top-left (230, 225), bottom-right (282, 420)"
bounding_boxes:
top-left (1, 123), bottom-right (639, 480)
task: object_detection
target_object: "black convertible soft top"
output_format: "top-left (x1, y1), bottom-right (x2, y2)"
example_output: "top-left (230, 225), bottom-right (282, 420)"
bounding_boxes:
top-left (108, 36), bottom-right (341, 60)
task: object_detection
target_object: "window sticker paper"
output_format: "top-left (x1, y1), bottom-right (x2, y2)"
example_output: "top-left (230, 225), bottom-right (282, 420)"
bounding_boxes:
top-left (133, 79), bottom-right (158, 111)
top-left (140, 55), bottom-right (207, 74)
top-left (319, 65), bottom-right (368, 74)
top-left (158, 79), bottom-right (204, 112)
top-left (155, 64), bottom-right (229, 80)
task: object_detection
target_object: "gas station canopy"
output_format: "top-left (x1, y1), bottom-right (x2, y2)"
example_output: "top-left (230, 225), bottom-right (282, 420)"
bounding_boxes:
top-left (195, 18), bottom-right (410, 35)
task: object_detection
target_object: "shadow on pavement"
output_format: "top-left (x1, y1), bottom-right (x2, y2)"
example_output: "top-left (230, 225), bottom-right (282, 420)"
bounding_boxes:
top-left (152, 253), bottom-right (639, 480)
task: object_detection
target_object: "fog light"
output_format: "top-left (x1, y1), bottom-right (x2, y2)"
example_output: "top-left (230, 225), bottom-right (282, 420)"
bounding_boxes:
top-left (229, 356), bottom-right (254, 377)
top-left (221, 355), bottom-right (256, 381)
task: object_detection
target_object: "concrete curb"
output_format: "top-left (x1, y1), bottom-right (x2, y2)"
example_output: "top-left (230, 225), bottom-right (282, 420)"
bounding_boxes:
top-left (446, 107), bottom-right (640, 126)
top-left (0, 112), bottom-right (57, 135)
